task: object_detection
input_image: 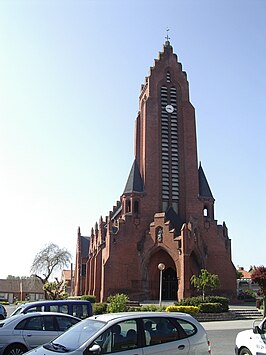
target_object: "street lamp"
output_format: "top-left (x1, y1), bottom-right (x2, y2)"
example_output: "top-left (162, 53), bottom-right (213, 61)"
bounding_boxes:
top-left (158, 263), bottom-right (165, 307)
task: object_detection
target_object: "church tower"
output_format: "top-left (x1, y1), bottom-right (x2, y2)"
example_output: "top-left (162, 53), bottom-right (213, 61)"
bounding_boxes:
top-left (75, 40), bottom-right (236, 302)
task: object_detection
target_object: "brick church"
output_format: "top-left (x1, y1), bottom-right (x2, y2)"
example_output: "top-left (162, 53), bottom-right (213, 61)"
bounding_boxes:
top-left (74, 40), bottom-right (236, 302)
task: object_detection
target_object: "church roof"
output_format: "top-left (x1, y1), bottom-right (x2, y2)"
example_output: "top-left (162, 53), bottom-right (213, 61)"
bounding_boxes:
top-left (198, 164), bottom-right (214, 198)
top-left (80, 235), bottom-right (90, 257)
top-left (123, 160), bottom-right (144, 194)
top-left (165, 207), bottom-right (184, 235)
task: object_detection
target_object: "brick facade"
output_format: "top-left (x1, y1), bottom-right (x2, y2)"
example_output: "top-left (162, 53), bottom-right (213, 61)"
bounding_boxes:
top-left (74, 41), bottom-right (236, 302)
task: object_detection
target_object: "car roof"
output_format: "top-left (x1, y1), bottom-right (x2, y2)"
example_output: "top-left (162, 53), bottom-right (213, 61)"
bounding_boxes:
top-left (2, 311), bottom-right (79, 324)
top-left (90, 311), bottom-right (193, 323)
top-left (22, 300), bottom-right (90, 306)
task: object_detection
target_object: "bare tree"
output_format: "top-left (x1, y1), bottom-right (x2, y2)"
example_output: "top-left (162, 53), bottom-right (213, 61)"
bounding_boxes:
top-left (31, 243), bottom-right (71, 299)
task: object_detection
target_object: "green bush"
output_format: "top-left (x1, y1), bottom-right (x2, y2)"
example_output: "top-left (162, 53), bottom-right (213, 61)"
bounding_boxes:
top-left (107, 294), bottom-right (129, 313)
top-left (204, 296), bottom-right (229, 312)
top-left (166, 305), bottom-right (199, 314)
top-left (93, 302), bottom-right (108, 315)
top-left (176, 296), bottom-right (203, 306)
top-left (199, 302), bottom-right (224, 313)
top-left (127, 306), bottom-right (142, 312)
top-left (80, 295), bottom-right (96, 303)
top-left (176, 296), bottom-right (228, 312)
top-left (139, 305), bottom-right (166, 312)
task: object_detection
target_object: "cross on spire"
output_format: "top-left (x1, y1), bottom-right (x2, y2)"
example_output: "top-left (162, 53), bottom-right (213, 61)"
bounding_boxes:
top-left (165, 28), bottom-right (170, 42)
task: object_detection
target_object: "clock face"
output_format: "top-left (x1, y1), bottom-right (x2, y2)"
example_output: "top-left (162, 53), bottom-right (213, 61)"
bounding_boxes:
top-left (165, 104), bottom-right (174, 113)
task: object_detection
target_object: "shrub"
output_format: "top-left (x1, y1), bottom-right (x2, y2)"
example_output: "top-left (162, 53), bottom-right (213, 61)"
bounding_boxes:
top-left (166, 305), bottom-right (199, 314)
top-left (93, 302), bottom-right (108, 315)
top-left (199, 302), bottom-right (224, 313)
top-left (139, 304), bottom-right (165, 312)
top-left (176, 296), bottom-right (229, 312)
top-left (204, 296), bottom-right (229, 312)
top-left (107, 294), bottom-right (129, 313)
top-left (176, 296), bottom-right (204, 306)
top-left (80, 295), bottom-right (96, 303)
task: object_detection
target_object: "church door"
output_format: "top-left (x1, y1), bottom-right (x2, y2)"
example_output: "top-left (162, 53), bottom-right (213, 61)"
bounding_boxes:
top-left (162, 267), bottom-right (178, 300)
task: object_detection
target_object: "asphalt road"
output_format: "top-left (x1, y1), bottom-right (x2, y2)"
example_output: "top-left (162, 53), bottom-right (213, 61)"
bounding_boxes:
top-left (4, 305), bottom-right (254, 354)
top-left (203, 319), bottom-right (254, 355)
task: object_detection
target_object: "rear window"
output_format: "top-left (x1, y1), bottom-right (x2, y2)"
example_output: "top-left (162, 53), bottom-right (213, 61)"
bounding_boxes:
top-left (177, 319), bottom-right (197, 337)
top-left (73, 304), bottom-right (89, 319)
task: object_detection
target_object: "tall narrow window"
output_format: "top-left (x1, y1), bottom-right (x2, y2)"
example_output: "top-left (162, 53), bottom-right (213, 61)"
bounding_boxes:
top-left (126, 200), bottom-right (131, 213)
top-left (133, 200), bottom-right (139, 214)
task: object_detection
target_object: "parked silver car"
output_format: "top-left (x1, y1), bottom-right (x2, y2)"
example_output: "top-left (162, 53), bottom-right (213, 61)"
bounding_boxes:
top-left (26, 311), bottom-right (211, 354)
top-left (0, 312), bottom-right (80, 355)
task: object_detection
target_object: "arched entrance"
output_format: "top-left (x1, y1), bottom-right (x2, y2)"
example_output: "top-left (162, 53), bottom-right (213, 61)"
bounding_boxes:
top-left (147, 249), bottom-right (178, 301)
top-left (162, 267), bottom-right (178, 300)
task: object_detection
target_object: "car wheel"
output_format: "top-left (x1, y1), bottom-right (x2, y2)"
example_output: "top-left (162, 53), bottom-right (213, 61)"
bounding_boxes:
top-left (4, 344), bottom-right (27, 355)
top-left (239, 348), bottom-right (252, 355)
top-left (0, 315), bottom-right (4, 320)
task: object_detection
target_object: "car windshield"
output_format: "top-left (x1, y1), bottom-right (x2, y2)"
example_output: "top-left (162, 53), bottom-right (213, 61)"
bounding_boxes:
top-left (10, 306), bottom-right (24, 316)
top-left (47, 319), bottom-right (106, 351)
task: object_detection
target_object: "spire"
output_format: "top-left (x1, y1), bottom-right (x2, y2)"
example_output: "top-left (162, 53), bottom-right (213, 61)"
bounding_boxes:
top-left (123, 160), bottom-right (144, 194)
top-left (198, 164), bottom-right (214, 199)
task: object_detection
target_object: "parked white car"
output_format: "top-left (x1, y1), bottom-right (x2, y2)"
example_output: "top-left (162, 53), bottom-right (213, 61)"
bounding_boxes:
top-left (235, 317), bottom-right (266, 355)
top-left (26, 311), bottom-right (211, 355)
top-left (0, 312), bottom-right (80, 355)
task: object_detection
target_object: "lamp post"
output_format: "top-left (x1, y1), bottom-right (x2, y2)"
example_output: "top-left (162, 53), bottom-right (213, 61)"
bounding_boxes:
top-left (158, 263), bottom-right (165, 307)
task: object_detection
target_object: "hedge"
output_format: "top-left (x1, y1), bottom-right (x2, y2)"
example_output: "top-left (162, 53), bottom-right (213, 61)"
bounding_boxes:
top-left (199, 302), bottom-right (224, 313)
top-left (166, 305), bottom-right (199, 314)
top-left (176, 296), bottom-right (229, 312)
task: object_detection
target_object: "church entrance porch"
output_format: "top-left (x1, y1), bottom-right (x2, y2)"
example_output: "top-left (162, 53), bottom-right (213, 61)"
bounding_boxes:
top-left (146, 249), bottom-right (178, 302)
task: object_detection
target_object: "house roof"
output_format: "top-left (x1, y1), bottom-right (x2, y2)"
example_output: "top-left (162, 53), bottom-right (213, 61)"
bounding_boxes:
top-left (61, 270), bottom-right (73, 281)
top-left (237, 267), bottom-right (252, 279)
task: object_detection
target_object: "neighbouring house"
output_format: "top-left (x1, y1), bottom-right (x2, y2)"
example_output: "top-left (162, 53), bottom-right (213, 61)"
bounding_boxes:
top-left (237, 266), bottom-right (259, 296)
top-left (0, 278), bottom-right (44, 303)
top-left (61, 269), bottom-right (74, 296)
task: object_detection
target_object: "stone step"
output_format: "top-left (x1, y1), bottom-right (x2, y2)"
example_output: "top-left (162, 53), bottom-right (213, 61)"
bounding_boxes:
top-left (194, 309), bottom-right (263, 322)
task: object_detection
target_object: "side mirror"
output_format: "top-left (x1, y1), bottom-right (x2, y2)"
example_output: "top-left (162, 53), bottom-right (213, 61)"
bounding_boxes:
top-left (253, 326), bottom-right (262, 334)
top-left (88, 344), bottom-right (101, 354)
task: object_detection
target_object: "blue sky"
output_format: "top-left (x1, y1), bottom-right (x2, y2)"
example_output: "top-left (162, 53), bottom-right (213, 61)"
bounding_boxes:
top-left (0, 0), bottom-right (265, 279)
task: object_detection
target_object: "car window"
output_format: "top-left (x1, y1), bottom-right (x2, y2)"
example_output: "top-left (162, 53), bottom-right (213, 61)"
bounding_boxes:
top-left (73, 305), bottom-right (89, 319)
top-left (19, 316), bottom-right (43, 331)
top-left (55, 315), bottom-right (79, 331)
top-left (43, 316), bottom-right (56, 331)
top-left (142, 317), bottom-right (181, 346)
top-left (49, 305), bottom-right (60, 312)
top-left (27, 306), bottom-right (44, 313)
top-left (60, 305), bottom-right (69, 314)
top-left (177, 319), bottom-right (197, 337)
top-left (93, 319), bottom-right (138, 353)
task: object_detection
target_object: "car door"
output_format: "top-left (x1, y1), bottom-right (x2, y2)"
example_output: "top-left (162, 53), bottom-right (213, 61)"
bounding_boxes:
top-left (19, 315), bottom-right (59, 349)
top-left (141, 317), bottom-right (190, 355)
